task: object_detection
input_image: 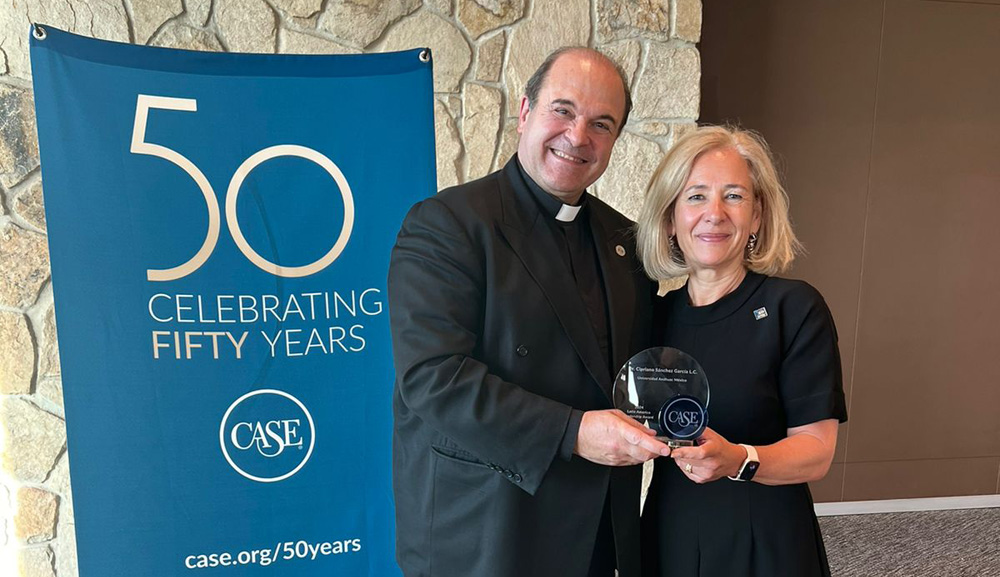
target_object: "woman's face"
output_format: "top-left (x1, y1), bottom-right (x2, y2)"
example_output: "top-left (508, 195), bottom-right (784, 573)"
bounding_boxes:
top-left (669, 146), bottom-right (761, 275)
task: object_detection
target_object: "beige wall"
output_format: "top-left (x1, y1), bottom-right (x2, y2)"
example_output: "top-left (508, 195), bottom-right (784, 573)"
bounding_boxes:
top-left (0, 1), bottom-right (702, 575)
top-left (701, 0), bottom-right (1000, 503)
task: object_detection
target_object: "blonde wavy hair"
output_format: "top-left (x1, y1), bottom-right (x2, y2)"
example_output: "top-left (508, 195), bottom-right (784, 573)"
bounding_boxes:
top-left (636, 125), bottom-right (802, 280)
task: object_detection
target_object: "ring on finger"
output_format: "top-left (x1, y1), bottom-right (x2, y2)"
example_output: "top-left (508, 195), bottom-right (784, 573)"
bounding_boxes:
top-left (684, 462), bottom-right (693, 474)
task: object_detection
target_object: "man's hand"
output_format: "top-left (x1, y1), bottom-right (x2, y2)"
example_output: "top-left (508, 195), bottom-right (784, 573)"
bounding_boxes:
top-left (574, 409), bottom-right (671, 466)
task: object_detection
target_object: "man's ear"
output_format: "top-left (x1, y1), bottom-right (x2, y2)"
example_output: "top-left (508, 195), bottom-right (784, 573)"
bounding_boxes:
top-left (516, 96), bottom-right (531, 134)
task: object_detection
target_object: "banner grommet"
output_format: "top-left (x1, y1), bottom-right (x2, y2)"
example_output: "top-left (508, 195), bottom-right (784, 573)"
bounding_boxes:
top-left (419, 49), bottom-right (430, 63)
top-left (32, 24), bottom-right (47, 40)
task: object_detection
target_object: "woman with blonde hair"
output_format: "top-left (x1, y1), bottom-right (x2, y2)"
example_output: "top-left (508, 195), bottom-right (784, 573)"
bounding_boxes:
top-left (636, 126), bottom-right (847, 577)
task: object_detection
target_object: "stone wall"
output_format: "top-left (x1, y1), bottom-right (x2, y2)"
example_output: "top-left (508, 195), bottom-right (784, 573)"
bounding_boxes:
top-left (0, 1), bottom-right (700, 575)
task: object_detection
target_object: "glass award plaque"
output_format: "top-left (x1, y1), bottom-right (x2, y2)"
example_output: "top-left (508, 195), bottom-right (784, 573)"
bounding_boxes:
top-left (612, 347), bottom-right (710, 448)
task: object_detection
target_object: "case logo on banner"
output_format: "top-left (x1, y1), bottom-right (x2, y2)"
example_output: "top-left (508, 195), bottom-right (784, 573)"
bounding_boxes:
top-left (220, 389), bottom-right (316, 482)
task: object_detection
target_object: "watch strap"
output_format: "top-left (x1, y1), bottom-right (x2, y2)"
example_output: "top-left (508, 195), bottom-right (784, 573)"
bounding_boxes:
top-left (728, 444), bottom-right (759, 482)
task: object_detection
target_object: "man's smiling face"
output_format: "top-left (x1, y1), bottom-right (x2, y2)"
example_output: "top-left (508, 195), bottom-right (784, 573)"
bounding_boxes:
top-left (516, 51), bottom-right (626, 204)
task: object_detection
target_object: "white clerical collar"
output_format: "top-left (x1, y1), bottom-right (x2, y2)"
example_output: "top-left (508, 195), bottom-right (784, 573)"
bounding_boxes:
top-left (555, 204), bottom-right (583, 222)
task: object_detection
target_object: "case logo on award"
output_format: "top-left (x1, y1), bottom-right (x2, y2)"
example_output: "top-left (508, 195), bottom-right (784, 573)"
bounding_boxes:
top-left (220, 389), bottom-right (315, 483)
top-left (660, 395), bottom-right (707, 442)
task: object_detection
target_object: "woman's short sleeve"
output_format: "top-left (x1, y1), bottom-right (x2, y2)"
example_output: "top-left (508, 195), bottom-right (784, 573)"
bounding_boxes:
top-left (778, 284), bottom-right (849, 428)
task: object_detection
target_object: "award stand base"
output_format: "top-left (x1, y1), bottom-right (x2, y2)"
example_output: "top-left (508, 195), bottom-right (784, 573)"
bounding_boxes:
top-left (662, 438), bottom-right (696, 448)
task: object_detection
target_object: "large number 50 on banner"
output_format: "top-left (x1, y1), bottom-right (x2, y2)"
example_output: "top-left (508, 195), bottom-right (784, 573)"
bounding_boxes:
top-left (30, 26), bottom-right (435, 576)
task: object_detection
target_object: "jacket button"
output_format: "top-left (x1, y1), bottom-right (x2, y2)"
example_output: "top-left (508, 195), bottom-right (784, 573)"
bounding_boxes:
top-left (513, 474), bottom-right (523, 483)
top-left (516, 345), bottom-right (529, 357)
top-left (504, 470), bottom-right (514, 478)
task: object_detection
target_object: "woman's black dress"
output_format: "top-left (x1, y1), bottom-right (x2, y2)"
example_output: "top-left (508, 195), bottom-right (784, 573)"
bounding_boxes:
top-left (641, 272), bottom-right (848, 577)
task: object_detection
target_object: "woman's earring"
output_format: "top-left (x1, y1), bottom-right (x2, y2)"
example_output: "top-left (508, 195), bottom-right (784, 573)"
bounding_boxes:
top-left (746, 233), bottom-right (758, 255)
top-left (669, 235), bottom-right (685, 264)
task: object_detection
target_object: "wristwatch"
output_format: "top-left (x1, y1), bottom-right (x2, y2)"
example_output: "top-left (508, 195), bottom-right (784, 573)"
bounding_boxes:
top-left (728, 444), bottom-right (759, 482)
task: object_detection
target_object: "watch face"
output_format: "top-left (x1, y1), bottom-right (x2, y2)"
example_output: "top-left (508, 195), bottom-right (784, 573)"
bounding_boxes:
top-left (741, 460), bottom-right (760, 481)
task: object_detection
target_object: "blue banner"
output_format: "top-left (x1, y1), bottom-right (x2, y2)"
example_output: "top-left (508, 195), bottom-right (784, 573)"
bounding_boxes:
top-left (30, 26), bottom-right (434, 576)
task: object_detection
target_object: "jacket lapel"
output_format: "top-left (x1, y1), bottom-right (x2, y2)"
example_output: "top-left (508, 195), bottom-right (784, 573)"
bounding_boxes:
top-left (591, 210), bottom-right (637, 379)
top-left (496, 161), bottom-right (612, 393)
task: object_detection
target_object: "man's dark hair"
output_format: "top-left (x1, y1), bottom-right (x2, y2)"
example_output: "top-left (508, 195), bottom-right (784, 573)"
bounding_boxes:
top-left (523, 46), bottom-right (633, 134)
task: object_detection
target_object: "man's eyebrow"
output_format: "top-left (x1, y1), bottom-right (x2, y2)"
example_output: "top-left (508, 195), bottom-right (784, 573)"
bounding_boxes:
top-left (548, 98), bottom-right (619, 127)
top-left (595, 113), bottom-right (619, 127)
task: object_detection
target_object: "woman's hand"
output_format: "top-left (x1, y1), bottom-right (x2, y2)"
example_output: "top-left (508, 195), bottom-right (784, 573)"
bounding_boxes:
top-left (670, 427), bottom-right (745, 484)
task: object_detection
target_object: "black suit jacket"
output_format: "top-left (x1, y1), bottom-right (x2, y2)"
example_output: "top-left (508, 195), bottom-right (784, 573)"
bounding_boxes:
top-left (388, 157), bottom-right (654, 577)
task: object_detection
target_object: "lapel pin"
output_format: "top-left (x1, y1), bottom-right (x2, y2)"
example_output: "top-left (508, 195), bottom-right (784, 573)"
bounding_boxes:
top-left (615, 245), bottom-right (626, 257)
top-left (753, 307), bottom-right (768, 321)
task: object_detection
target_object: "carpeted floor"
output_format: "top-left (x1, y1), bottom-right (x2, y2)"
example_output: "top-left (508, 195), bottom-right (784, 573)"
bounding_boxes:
top-left (818, 508), bottom-right (1000, 576)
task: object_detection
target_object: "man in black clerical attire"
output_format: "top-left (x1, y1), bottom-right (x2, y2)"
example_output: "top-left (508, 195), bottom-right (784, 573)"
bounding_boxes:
top-left (388, 47), bottom-right (669, 577)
